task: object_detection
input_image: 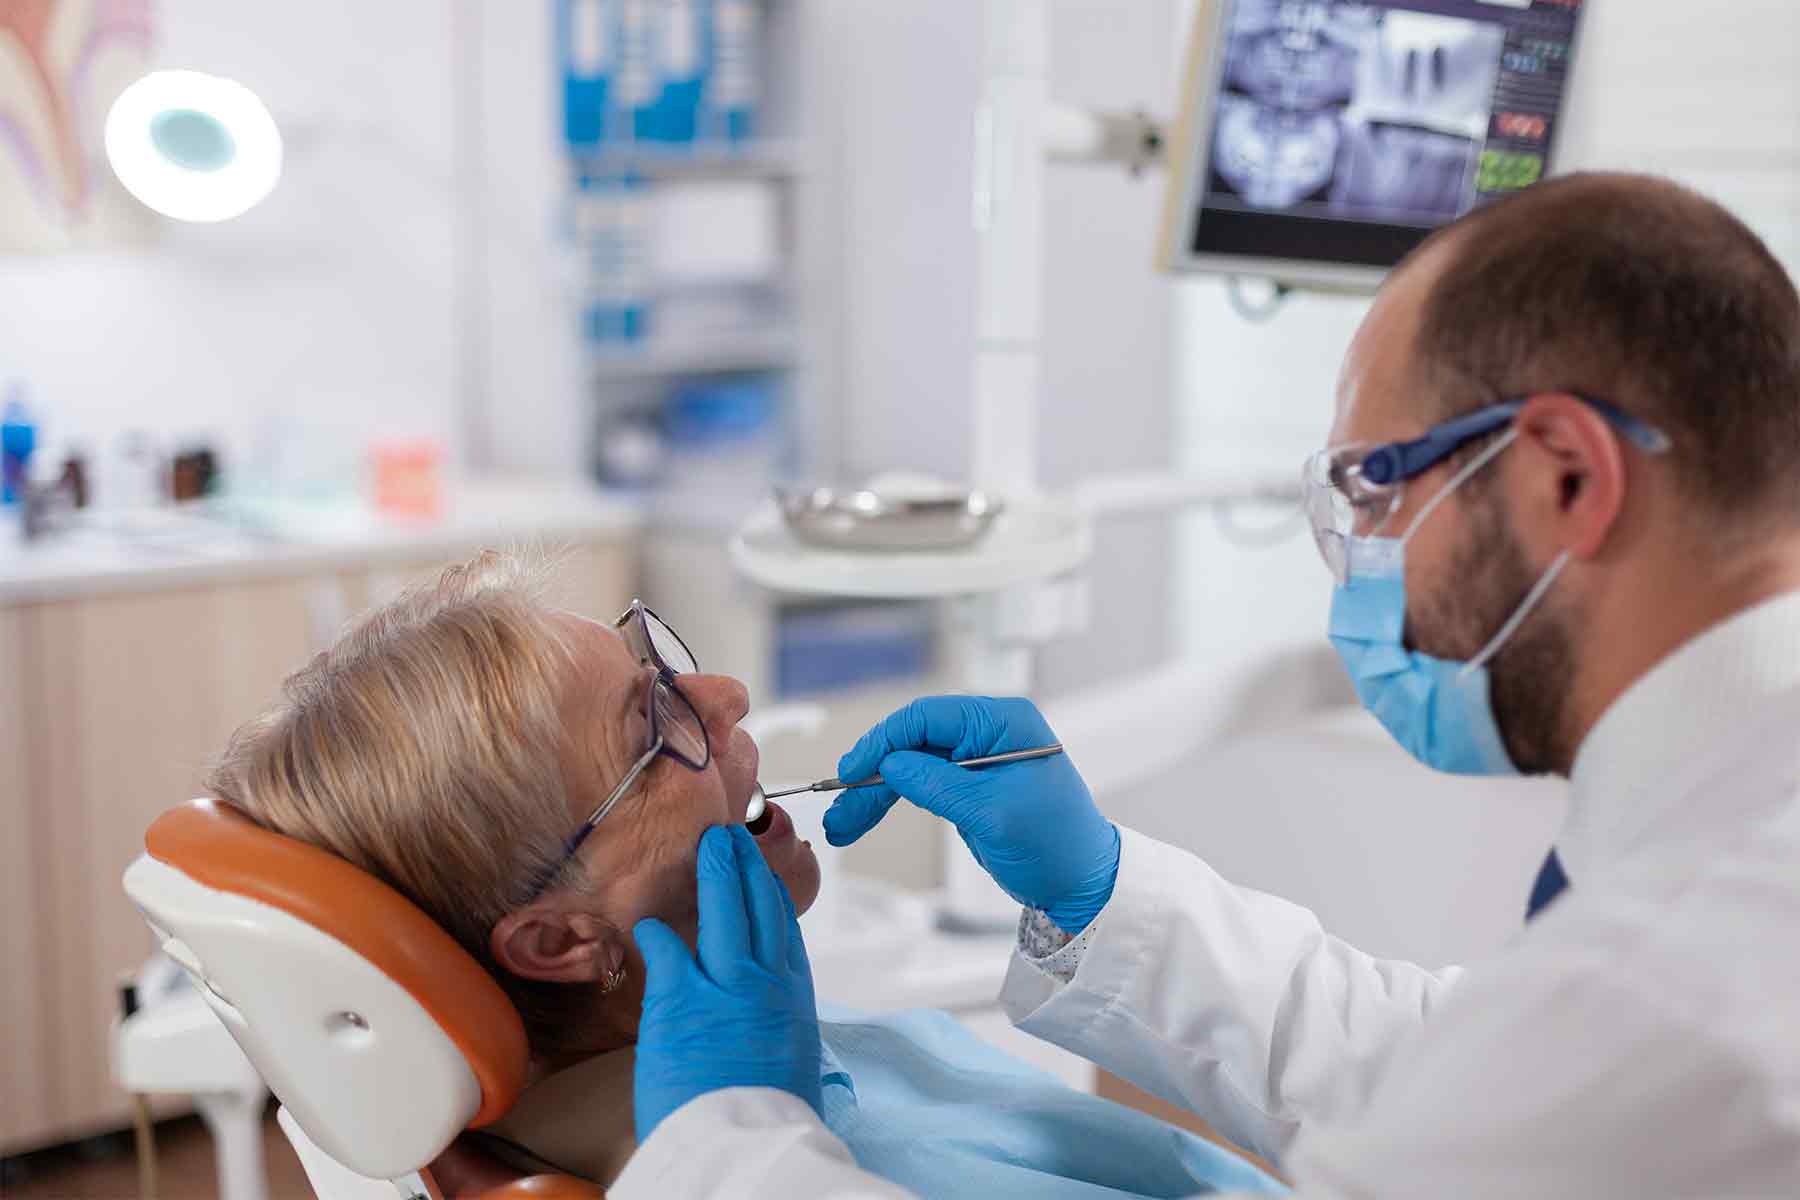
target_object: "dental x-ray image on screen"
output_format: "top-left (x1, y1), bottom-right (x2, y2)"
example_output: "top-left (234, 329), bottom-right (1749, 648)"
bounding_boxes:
top-left (1159, 0), bottom-right (1585, 289)
top-left (1213, 2), bottom-right (1503, 223)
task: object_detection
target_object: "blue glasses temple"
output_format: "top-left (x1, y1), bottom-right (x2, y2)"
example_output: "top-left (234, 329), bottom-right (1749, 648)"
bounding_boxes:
top-left (1358, 395), bottom-right (1671, 488)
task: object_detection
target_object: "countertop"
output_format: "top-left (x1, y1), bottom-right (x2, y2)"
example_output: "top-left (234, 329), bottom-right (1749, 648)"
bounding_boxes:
top-left (0, 478), bottom-right (643, 605)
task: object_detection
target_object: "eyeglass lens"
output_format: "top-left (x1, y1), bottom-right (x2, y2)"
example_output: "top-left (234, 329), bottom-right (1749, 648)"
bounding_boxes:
top-left (651, 673), bottom-right (709, 767)
top-left (642, 607), bottom-right (698, 676)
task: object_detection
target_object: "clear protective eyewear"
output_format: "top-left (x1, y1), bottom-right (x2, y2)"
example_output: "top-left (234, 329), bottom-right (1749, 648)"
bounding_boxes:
top-left (1302, 395), bottom-right (1671, 583)
top-left (525, 600), bottom-right (710, 898)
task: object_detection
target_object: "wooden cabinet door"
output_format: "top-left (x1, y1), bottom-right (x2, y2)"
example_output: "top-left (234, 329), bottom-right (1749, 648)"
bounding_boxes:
top-left (0, 604), bottom-right (54, 1152)
top-left (32, 579), bottom-right (314, 1143)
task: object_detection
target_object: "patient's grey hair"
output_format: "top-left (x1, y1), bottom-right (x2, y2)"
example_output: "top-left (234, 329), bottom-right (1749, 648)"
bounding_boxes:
top-left (208, 550), bottom-right (596, 1050)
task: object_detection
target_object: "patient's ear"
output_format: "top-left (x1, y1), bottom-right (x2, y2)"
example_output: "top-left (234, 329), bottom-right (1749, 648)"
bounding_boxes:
top-left (491, 907), bottom-right (623, 985)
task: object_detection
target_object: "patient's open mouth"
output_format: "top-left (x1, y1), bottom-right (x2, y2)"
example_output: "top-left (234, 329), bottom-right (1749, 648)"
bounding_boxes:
top-left (750, 798), bottom-right (811, 867)
top-left (750, 798), bottom-right (789, 844)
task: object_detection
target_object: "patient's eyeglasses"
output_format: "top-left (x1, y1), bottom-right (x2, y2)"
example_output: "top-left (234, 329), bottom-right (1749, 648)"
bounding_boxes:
top-left (523, 600), bottom-right (710, 899)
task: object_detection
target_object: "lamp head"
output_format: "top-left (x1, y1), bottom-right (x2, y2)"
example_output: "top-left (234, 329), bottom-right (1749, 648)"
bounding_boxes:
top-left (105, 70), bottom-right (282, 223)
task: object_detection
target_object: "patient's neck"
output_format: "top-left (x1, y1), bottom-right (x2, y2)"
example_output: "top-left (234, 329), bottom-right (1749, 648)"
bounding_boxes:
top-left (529, 990), bottom-right (639, 1080)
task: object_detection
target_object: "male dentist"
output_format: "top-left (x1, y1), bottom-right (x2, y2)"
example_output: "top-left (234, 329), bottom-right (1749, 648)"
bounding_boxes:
top-left (614, 172), bottom-right (1800, 1197)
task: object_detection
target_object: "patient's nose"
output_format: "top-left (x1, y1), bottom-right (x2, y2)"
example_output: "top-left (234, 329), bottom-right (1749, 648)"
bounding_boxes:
top-left (680, 674), bottom-right (751, 740)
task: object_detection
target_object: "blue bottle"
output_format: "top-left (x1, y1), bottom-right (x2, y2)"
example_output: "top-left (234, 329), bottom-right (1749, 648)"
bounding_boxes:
top-left (561, 0), bottom-right (617, 150)
top-left (616, 0), bottom-right (662, 143)
top-left (651, 0), bottom-right (706, 144)
top-left (1, 392), bottom-right (35, 506)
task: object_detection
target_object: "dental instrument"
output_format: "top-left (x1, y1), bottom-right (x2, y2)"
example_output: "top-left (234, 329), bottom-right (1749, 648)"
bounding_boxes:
top-left (745, 743), bottom-right (1064, 828)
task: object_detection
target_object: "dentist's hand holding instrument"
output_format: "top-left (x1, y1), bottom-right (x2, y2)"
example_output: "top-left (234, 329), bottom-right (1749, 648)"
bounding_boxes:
top-left (823, 696), bottom-right (1120, 935)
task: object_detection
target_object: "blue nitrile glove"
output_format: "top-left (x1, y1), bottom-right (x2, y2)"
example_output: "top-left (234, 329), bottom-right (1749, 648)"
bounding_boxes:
top-left (824, 696), bottom-right (1120, 935)
top-left (632, 824), bottom-right (823, 1143)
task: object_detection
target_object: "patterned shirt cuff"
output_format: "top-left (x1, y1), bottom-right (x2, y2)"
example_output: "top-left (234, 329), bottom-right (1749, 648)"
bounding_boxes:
top-left (1015, 907), bottom-right (1100, 985)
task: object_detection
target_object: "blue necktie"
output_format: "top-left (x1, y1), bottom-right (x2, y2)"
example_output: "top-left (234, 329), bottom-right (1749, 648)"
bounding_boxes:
top-left (1526, 849), bottom-right (1568, 921)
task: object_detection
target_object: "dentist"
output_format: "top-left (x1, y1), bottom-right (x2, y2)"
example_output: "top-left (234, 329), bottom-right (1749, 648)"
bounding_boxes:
top-left (613, 172), bottom-right (1800, 1197)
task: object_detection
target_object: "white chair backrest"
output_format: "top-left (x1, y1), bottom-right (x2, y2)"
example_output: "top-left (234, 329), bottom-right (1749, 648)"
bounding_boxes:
top-left (122, 801), bottom-right (529, 1182)
top-left (277, 1107), bottom-right (433, 1200)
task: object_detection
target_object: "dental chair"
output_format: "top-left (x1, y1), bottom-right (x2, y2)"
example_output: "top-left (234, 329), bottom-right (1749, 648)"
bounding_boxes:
top-left (121, 798), bottom-right (603, 1200)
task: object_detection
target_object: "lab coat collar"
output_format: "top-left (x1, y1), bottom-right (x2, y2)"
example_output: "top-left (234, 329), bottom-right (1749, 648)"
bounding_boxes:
top-left (1563, 588), bottom-right (1800, 882)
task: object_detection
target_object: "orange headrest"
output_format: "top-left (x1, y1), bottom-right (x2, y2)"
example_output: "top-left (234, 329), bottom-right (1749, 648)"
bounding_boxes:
top-left (144, 798), bottom-right (529, 1127)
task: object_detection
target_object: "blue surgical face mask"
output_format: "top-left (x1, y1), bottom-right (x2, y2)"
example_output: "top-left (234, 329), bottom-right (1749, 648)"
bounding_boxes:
top-left (1328, 431), bottom-right (1571, 776)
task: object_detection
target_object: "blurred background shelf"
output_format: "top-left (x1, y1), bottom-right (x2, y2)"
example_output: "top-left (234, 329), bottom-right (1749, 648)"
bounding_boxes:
top-left (586, 327), bottom-right (800, 380)
top-left (570, 138), bottom-right (807, 181)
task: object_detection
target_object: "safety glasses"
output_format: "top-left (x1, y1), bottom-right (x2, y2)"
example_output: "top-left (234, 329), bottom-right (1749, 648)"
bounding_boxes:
top-left (1302, 395), bottom-right (1671, 583)
top-left (524, 600), bottom-right (710, 898)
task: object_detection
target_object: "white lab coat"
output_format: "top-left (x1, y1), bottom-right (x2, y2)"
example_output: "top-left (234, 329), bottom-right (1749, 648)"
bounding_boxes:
top-left (612, 593), bottom-right (1800, 1199)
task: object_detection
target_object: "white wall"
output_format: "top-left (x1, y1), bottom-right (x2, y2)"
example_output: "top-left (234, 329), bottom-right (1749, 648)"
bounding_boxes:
top-left (825, 0), bottom-right (982, 486)
top-left (471, 0), bottom-right (589, 478)
top-left (0, 0), bottom-right (462, 477)
top-left (819, 0), bottom-right (1186, 696)
top-left (1035, 0), bottom-right (1185, 696)
top-left (1556, 0), bottom-right (1800, 270)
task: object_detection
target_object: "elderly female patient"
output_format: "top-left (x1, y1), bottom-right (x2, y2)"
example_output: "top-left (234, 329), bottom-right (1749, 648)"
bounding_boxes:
top-left (208, 553), bottom-right (1280, 1198)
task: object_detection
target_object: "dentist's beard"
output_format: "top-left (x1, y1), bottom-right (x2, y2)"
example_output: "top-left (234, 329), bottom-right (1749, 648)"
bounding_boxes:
top-left (1416, 494), bottom-right (1579, 776)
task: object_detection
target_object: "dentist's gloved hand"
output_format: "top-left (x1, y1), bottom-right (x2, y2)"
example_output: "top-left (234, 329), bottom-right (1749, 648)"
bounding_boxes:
top-left (632, 824), bottom-right (822, 1143)
top-left (824, 696), bottom-right (1120, 934)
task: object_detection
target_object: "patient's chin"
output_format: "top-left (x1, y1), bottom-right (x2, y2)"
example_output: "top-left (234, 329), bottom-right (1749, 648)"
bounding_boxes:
top-left (772, 842), bottom-right (822, 916)
top-left (750, 798), bottom-right (821, 916)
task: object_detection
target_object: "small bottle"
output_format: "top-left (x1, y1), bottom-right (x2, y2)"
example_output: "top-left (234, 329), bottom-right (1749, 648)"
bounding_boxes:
top-left (1, 388), bottom-right (37, 506)
top-left (563, 0), bottom-right (617, 150)
top-left (653, 0), bottom-right (706, 145)
top-left (616, 0), bottom-right (661, 143)
top-left (61, 450), bottom-right (89, 509)
top-left (706, 0), bottom-right (760, 143)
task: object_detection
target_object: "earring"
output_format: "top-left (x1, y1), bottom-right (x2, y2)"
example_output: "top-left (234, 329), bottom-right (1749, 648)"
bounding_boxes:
top-left (599, 962), bottom-right (627, 994)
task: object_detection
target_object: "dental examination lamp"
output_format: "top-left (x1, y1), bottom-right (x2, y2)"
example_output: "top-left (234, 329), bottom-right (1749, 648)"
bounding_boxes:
top-left (104, 70), bottom-right (283, 222)
top-left (123, 798), bottom-right (603, 1200)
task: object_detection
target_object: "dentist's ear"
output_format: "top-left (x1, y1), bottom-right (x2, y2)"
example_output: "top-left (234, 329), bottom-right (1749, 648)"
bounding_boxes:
top-left (492, 908), bottom-right (624, 985)
top-left (1515, 393), bottom-right (1628, 560)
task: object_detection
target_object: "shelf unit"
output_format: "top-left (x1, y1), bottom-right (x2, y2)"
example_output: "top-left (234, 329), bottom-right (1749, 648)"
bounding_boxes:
top-left (561, 2), bottom-right (919, 728)
top-left (568, 137), bottom-right (808, 182)
top-left (561, 1), bottom-right (835, 477)
top-left (586, 324), bottom-right (800, 382)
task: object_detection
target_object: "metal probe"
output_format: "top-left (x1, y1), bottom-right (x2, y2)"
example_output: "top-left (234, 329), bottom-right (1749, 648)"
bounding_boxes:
top-left (744, 743), bottom-right (1064, 828)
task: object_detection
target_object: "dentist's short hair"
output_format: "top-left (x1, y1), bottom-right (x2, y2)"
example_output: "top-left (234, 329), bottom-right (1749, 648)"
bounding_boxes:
top-left (1412, 171), bottom-right (1800, 533)
top-left (207, 550), bottom-right (595, 1050)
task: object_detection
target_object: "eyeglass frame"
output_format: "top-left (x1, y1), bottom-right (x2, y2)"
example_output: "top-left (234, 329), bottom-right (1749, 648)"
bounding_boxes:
top-left (1304, 394), bottom-right (1671, 581)
top-left (522, 599), bottom-right (710, 900)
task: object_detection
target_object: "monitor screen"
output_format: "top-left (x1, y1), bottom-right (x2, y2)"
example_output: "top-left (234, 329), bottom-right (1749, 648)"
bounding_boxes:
top-left (1160, 0), bottom-right (1585, 287)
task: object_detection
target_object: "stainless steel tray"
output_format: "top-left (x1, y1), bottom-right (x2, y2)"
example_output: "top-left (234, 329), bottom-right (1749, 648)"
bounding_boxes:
top-left (773, 486), bottom-right (1004, 551)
